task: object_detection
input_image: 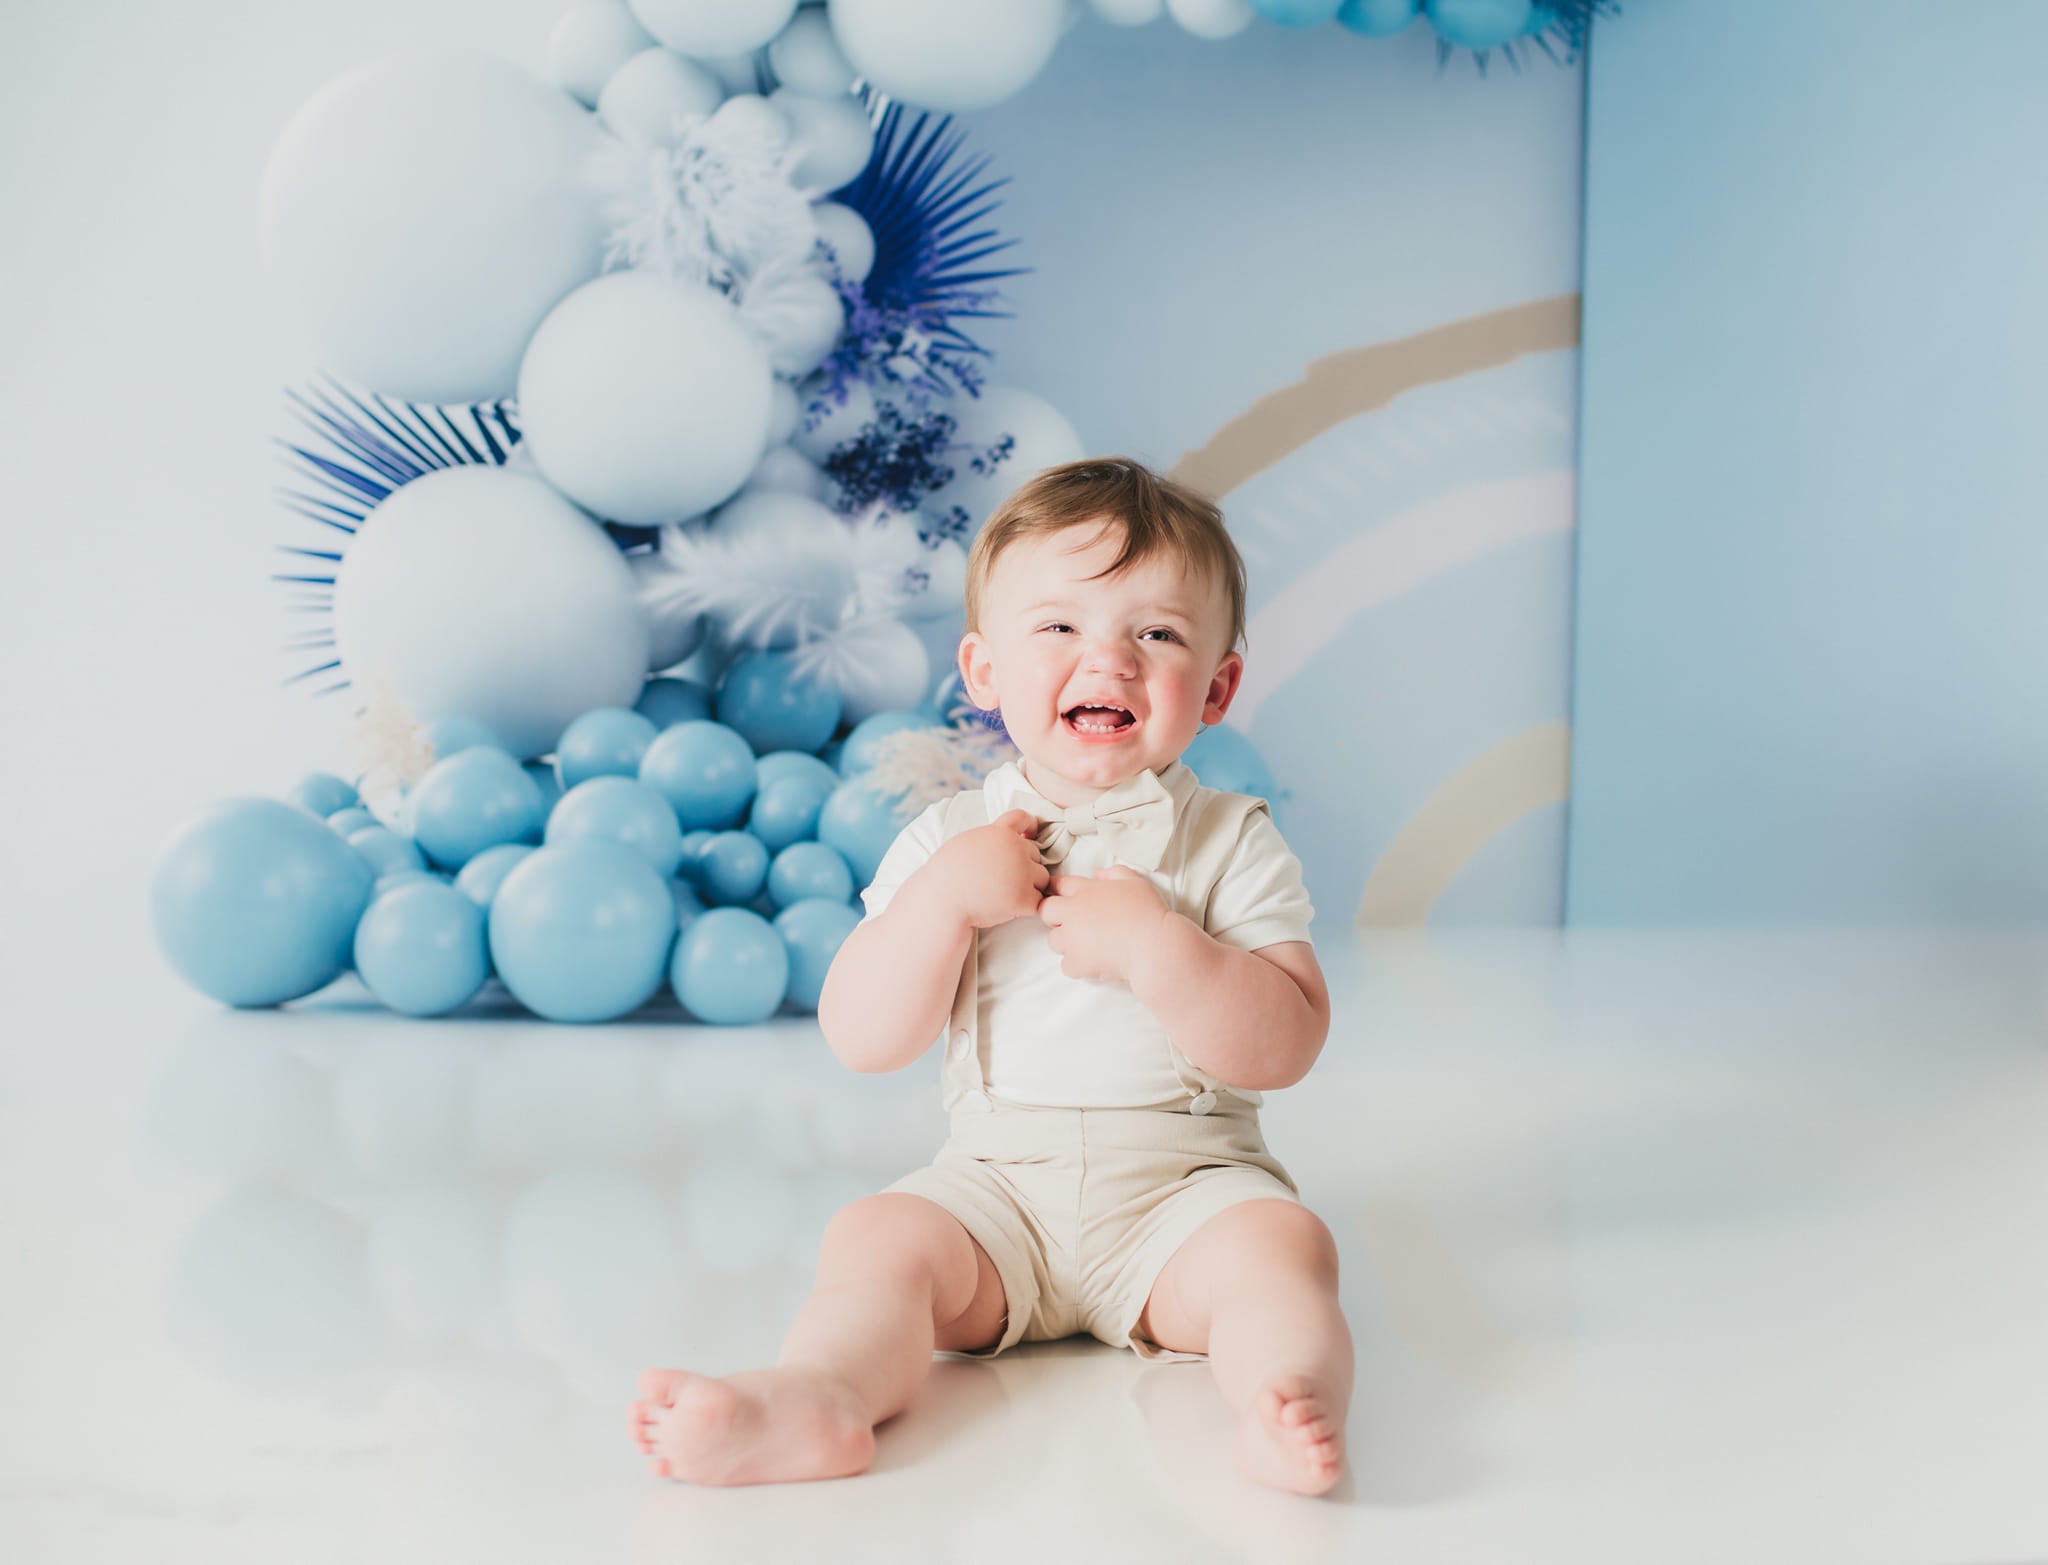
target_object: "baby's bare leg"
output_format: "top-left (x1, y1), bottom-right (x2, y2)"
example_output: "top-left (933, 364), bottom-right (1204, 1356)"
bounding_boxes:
top-left (629, 1194), bottom-right (1004, 1485)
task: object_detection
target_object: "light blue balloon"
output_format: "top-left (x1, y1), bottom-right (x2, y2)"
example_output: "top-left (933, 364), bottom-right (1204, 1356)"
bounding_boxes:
top-left (767, 840), bottom-right (855, 910)
top-left (422, 714), bottom-right (503, 760)
top-left (1180, 726), bottom-right (1283, 823)
top-left (745, 772), bottom-right (835, 854)
top-left (754, 749), bottom-right (842, 793)
top-left (675, 829), bottom-right (719, 889)
top-left (347, 825), bottom-right (426, 879)
top-left (353, 879), bottom-right (489, 1016)
top-left (671, 907), bottom-right (789, 1025)
top-left (817, 777), bottom-right (916, 887)
top-left (635, 676), bottom-right (714, 730)
top-left (489, 841), bottom-right (675, 1022)
top-left (1424, 0), bottom-right (1530, 49)
top-left (639, 720), bottom-right (758, 830)
top-left (556, 707), bottom-right (660, 789)
top-left (288, 772), bottom-right (359, 818)
top-left (1337, 0), bottom-right (1420, 33)
top-left (547, 776), bottom-right (686, 879)
top-left (326, 806), bottom-right (377, 837)
top-left (454, 843), bottom-right (535, 908)
top-left (407, 746), bottom-right (546, 870)
top-left (772, 898), bottom-right (862, 1012)
top-left (714, 649), bottom-right (842, 755)
top-left (697, 830), bottom-right (770, 906)
top-left (523, 761), bottom-right (565, 816)
top-left (152, 798), bottom-right (376, 1006)
top-left (837, 710), bottom-right (940, 775)
top-left (667, 876), bottom-right (705, 929)
top-left (1253, 0), bottom-right (1344, 24)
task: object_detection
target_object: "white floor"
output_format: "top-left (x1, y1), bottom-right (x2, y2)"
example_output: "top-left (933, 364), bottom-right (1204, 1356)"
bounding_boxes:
top-left (4, 928), bottom-right (2046, 1565)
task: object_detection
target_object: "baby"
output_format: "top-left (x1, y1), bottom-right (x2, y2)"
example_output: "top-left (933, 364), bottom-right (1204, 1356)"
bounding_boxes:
top-left (630, 457), bottom-right (1351, 1496)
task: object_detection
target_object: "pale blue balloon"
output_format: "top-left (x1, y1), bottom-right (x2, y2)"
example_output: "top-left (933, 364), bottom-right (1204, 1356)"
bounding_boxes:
top-left (152, 798), bottom-right (376, 1006)
top-left (408, 746), bottom-right (546, 869)
top-left (837, 710), bottom-right (939, 774)
top-left (353, 879), bottom-right (489, 1016)
top-left (326, 806), bottom-right (377, 837)
top-left (754, 749), bottom-right (842, 793)
top-left (1253, 0), bottom-right (1344, 24)
top-left (634, 675), bottom-right (714, 730)
top-left (671, 907), bottom-right (789, 1025)
top-left (556, 707), bottom-right (659, 789)
top-left (697, 830), bottom-right (770, 906)
top-left (745, 772), bottom-right (835, 853)
top-left (772, 898), bottom-right (861, 1012)
top-left (1180, 726), bottom-right (1283, 822)
top-left (714, 649), bottom-right (842, 755)
top-left (639, 720), bottom-right (758, 830)
top-left (422, 714), bottom-right (504, 759)
top-left (489, 841), bottom-right (675, 1022)
top-left (675, 828), bottom-right (719, 890)
top-left (347, 825), bottom-right (427, 879)
top-left (546, 776), bottom-right (685, 878)
top-left (817, 777), bottom-right (915, 886)
top-left (289, 772), bottom-right (359, 818)
top-left (768, 841), bottom-right (855, 910)
top-left (523, 761), bottom-right (565, 816)
top-left (454, 842), bottom-right (535, 907)
top-left (1337, 0), bottom-right (1419, 32)
top-left (1424, 0), bottom-right (1530, 49)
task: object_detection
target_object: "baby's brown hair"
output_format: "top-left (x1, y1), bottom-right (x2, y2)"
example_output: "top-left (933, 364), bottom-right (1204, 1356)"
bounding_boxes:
top-left (962, 456), bottom-right (1248, 655)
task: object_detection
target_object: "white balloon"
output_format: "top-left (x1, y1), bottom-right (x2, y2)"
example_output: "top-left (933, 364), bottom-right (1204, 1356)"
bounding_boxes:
top-left (597, 46), bottom-right (724, 147)
top-left (740, 443), bottom-right (831, 500)
top-left (629, 552), bottom-right (711, 669)
top-left (831, 614), bottom-right (933, 723)
top-left (629, 0), bottom-right (798, 56)
top-left (924, 385), bottom-right (1086, 537)
top-left (827, 0), bottom-right (1066, 112)
top-left (767, 7), bottom-right (857, 95)
top-left (709, 485), bottom-right (844, 544)
top-left (1090, 0), bottom-right (1165, 20)
top-left (703, 87), bottom-right (793, 152)
top-left (772, 88), bottom-right (875, 194)
top-left (1166, 0), bottom-right (1256, 37)
top-left (810, 201), bottom-right (874, 283)
top-left (790, 374), bottom-right (874, 462)
top-left (259, 52), bottom-right (606, 404)
top-left (548, 0), bottom-right (656, 105)
top-left (517, 270), bottom-right (774, 526)
top-left (737, 261), bottom-right (845, 377)
top-left (765, 377), bottom-right (801, 445)
top-left (333, 466), bottom-right (649, 758)
top-left (905, 535), bottom-right (968, 621)
top-left (367, 1185), bottom-right (498, 1345)
top-left (699, 49), bottom-right (769, 95)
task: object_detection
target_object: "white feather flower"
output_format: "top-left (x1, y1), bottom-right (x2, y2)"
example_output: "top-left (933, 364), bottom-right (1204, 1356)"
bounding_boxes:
top-left (640, 511), bottom-right (860, 653)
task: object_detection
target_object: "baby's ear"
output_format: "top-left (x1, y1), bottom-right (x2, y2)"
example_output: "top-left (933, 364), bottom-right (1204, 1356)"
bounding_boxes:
top-left (1202, 651), bottom-right (1245, 724)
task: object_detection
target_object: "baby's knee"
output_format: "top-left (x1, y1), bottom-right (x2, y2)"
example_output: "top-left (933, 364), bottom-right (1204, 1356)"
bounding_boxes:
top-left (817, 1194), bottom-right (979, 1302)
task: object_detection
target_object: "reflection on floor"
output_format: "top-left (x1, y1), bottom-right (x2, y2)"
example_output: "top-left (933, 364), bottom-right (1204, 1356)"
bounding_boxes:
top-left (3, 930), bottom-right (2045, 1564)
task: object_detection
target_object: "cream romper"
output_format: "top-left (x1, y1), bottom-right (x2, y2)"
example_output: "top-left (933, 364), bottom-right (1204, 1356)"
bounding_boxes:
top-left (863, 759), bottom-right (1315, 1364)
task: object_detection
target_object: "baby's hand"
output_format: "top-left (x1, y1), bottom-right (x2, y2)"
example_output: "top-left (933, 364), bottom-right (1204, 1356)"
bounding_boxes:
top-left (1038, 865), bottom-right (1173, 985)
top-left (920, 808), bottom-right (1050, 931)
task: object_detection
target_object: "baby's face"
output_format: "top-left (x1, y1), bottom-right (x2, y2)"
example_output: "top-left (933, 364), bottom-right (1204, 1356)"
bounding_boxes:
top-left (958, 521), bottom-right (1244, 798)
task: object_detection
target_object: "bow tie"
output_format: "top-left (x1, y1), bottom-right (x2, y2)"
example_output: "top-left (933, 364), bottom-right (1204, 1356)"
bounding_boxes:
top-left (1009, 768), bottom-right (1176, 872)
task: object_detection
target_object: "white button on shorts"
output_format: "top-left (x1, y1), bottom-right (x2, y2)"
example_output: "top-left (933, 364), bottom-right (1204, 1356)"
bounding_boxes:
top-left (1188, 1091), bottom-right (1218, 1115)
top-left (949, 1029), bottom-right (973, 1060)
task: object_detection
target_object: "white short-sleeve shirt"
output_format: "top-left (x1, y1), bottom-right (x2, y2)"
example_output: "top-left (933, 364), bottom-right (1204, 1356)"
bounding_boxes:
top-left (858, 759), bottom-right (1315, 1109)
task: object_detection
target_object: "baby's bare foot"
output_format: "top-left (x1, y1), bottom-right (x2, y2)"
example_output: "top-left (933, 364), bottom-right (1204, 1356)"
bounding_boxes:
top-left (629, 1366), bottom-right (875, 1486)
top-left (1232, 1373), bottom-right (1345, 1496)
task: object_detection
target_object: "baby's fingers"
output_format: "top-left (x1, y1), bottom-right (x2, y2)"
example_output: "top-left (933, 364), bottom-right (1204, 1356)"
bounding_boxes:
top-left (993, 808), bottom-right (1041, 837)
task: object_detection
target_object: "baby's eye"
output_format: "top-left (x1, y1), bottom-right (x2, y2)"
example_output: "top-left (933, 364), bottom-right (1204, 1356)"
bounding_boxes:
top-left (1040, 623), bottom-right (1074, 634)
top-left (1142, 628), bottom-right (1179, 643)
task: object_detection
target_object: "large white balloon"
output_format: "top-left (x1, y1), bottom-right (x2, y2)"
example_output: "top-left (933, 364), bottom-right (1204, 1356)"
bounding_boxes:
top-left (827, 0), bottom-right (1066, 112)
top-left (548, 1), bottom-right (656, 105)
top-left (810, 202), bottom-right (874, 283)
top-left (517, 270), bottom-right (774, 525)
top-left (628, 552), bottom-right (711, 669)
top-left (767, 7), bottom-right (857, 95)
top-left (1167, 0), bottom-right (1257, 37)
top-left (333, 467), bottom-right (649, 758)
top-left (851, 510), bottom-right (965, 622)
top-left (629, 0), bottom-right (798, 56)
top-left (737, 261), bottom-right (845, 378)
top-left (771, 88), bottom-right (875, 194)
top-left (596, 46), bottom-right (724, 148)
top-left (259, 52), bottom-right (607, 404)
top-left (924, 384), bottom-right (1086, 537)
top-left (738, 443), bottom-right (832, 500)
top-left (1091, 0), bottom-right (1166, 21)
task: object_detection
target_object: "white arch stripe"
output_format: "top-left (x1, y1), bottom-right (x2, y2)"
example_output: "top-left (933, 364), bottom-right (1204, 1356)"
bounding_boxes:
top-left (1232, 469), bottom-right (1578, 726)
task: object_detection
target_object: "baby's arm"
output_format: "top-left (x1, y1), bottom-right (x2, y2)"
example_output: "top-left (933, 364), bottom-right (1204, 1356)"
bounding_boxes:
top-left (817, 807), bottom-right (1047, 1074)
top-left (1128, 929), bottom-right (1329, 1091)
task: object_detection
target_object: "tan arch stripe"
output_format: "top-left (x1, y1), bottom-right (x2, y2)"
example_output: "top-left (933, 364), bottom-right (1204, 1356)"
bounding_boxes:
top-left (1356, 721), bottom-right (1573, 928)
top-left (1170, 295), bottom-right (1583, 499)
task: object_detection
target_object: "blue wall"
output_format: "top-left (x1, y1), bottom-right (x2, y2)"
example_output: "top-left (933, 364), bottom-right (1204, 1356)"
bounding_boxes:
top-left (1567, 0), bottom-right (2048, 924)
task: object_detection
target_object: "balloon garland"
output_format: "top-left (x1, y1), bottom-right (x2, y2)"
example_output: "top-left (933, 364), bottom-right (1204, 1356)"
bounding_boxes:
top-left (155, 0), bottom-right (1617, 1021)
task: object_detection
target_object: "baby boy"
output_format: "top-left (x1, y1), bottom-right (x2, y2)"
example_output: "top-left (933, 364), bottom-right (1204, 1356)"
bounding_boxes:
top-left (630, 457), bottom-right (1351, 1496)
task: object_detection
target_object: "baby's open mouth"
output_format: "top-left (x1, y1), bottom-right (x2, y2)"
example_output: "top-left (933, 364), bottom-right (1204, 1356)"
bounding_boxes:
top-left (1063, 702), bottom-right (1137, 735)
